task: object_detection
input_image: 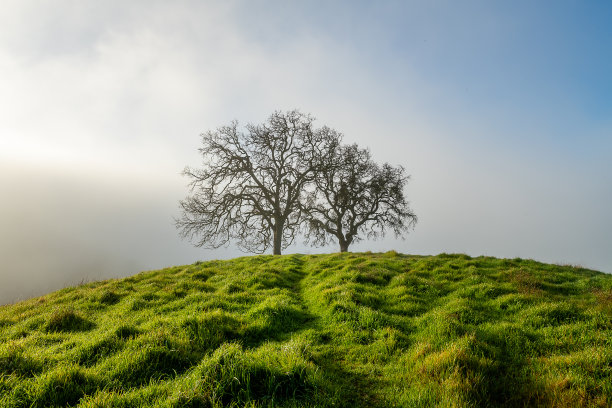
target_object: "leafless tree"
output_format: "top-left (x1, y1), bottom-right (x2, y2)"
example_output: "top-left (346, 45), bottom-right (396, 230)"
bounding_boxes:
top-left (176, 110), bottom-right (341, 255)
top-left (304, 144), bottom-right (417, 252)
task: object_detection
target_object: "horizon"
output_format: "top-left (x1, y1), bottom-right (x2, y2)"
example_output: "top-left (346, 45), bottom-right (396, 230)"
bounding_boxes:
top-left (1, 1), bottom-right (611, 305)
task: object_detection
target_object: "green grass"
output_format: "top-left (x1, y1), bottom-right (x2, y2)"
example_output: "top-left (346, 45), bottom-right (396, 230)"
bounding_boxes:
top-left (1, 252), bottom-right (611, 407)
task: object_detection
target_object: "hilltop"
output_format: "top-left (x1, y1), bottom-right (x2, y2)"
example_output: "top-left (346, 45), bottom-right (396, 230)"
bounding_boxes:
top-left (1, 252), bottom-right (611, 407)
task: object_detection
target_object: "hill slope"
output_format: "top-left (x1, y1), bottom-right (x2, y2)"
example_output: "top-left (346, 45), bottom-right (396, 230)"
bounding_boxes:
top-left (1, 252), bottom-right (611, 407)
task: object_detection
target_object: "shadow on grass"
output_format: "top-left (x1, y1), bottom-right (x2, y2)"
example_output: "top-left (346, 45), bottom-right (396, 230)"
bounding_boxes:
top-left (183, 307), bottom-right (317, 352)
top-left (310, 350), bottom-right (388, 408)
top-left (467, 327), bottom-right (546, 407)
top-left (109, 345), bottom-right (196, 388)
top-left (0, 348), bottom-right (43, 377)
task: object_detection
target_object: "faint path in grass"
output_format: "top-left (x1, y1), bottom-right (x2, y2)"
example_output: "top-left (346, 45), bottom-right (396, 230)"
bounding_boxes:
top-left (288, 254), bottom-right (388, 408)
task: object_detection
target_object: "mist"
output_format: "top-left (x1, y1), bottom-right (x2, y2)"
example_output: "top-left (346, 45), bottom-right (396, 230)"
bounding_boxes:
top-left (1, 1), bottom-right (611, 305)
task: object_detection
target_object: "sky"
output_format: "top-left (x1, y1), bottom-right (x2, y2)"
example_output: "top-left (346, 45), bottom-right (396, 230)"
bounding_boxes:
top-left (1, 0), bottom-right (611, 304)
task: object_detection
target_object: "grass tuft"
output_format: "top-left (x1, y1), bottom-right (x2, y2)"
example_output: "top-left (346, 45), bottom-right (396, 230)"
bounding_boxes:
top-left (98, 290), bottom-right (122, 305)
top-left (0, 344), bottom-right (43, 377)
top-left (114, 325), bottom-right (140, 340)
top-left (34, 365), bottom-right (100, 407)
top-left (46, 308), bottom-right (95, 332)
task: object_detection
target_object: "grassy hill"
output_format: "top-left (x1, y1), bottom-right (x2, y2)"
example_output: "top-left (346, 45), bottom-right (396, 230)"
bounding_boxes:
top-left (1, 252), bottom-right (611, 407)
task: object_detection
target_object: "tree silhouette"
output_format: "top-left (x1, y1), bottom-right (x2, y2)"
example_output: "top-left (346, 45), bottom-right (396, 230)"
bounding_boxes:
top-left (176, 110), bottom-right (340, 255)
top-left (304, 144), bottom-right (416, 252)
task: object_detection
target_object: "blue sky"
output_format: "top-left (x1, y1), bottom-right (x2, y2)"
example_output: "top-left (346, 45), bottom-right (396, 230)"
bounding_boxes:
top-left (0, 1), bottom-right (610, 304)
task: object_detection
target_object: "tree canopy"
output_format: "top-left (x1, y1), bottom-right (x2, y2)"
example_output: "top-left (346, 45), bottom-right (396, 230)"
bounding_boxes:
top-left (304, 143), bottom-right (417, 252)
top-left (177, 110), bottom-right (416, 255)
top-left (176, 110), bottom-right (340, 255)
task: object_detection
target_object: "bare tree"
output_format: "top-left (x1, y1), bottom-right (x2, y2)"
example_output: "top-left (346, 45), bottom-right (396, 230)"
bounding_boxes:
top-left (304, 144), bottom-right (417, 252)
top-left (176, 110), bottom-right (341, 255)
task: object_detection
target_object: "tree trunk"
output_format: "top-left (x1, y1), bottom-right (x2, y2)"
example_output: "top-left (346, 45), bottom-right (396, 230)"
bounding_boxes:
top-left (339, 238), bottom-right (349, 253)
top-left (273, 221), bottom-right (283, 255)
